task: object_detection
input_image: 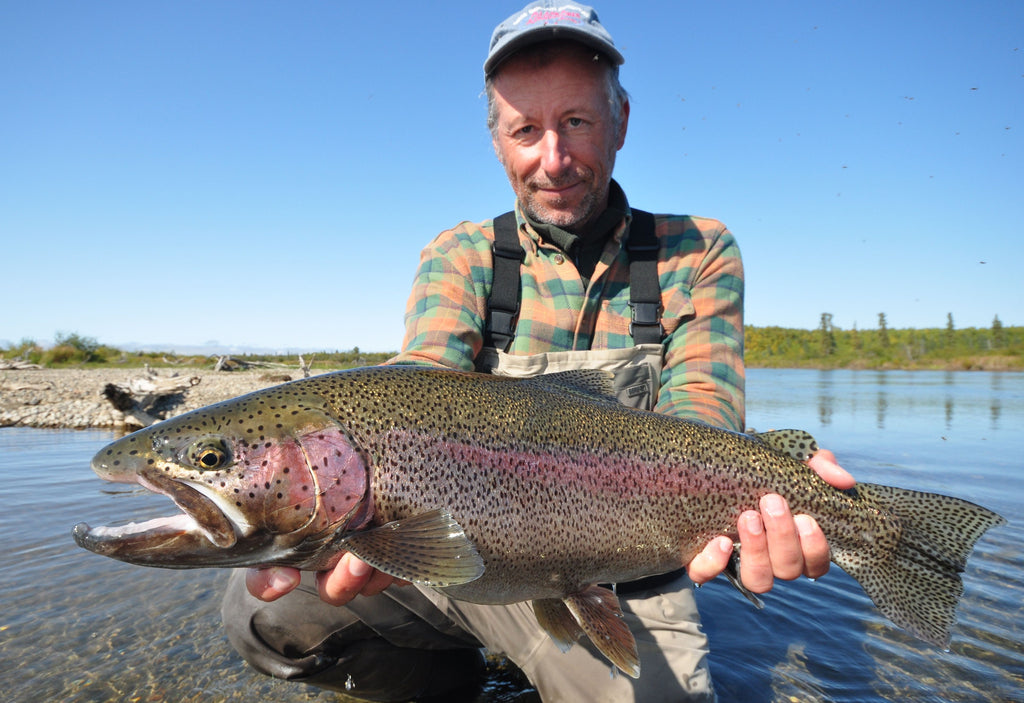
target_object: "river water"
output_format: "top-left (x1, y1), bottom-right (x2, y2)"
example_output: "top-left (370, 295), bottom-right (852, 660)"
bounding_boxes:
top-left (0, 369), bottom-right (1021, 702)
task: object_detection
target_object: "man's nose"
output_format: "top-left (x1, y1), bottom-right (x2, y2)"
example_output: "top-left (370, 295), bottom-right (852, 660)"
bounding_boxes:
top-left (539, 130), bottom-right (571, 176)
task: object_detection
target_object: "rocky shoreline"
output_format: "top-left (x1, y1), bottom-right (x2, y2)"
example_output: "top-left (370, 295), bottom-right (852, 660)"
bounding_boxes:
top-left (0, 367), bottom-right (333, 430)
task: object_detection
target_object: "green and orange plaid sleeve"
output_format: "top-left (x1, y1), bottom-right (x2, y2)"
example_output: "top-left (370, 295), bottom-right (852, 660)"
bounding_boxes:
top-left (653, 216), bottom-right (744, 432)
top-left (390, 220), bottom-right (496, 371)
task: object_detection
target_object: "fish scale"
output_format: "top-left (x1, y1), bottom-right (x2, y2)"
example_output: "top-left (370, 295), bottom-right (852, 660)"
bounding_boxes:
top-left (73, 365), bottom-right (1006, 678)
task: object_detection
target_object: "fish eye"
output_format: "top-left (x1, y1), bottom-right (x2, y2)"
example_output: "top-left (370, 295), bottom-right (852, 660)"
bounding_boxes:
top-left (184, 438), bottom-right (233, 472)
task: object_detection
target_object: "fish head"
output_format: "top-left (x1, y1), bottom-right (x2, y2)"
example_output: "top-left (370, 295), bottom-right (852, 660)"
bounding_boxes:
top-left (73, 386), bottom-right (372, 570)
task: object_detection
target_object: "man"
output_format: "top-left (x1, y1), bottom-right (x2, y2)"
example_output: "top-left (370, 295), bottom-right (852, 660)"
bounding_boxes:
top-left (223, 3), bottom-right (853, 700)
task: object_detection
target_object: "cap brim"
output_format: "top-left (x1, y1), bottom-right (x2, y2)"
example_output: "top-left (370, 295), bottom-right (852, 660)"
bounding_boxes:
top-left (484, 26), bottom-right (624, 76)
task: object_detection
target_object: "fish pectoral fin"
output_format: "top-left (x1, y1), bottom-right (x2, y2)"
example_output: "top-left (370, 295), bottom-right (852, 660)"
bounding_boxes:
top-left (722, 544), bottom-right (765, 610)
top-left (564, 585), bottom-right (640, 679)
top-left (339, 509), bottom-right (484, 587)
top-left (533, 598), bottom-right (585, 653)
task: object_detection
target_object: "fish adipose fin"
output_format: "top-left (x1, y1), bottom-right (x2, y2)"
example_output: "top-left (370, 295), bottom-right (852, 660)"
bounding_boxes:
top-left (752, 429), bottom-right (819, 462)
top-left (339, 509), bottom-right (484, 587)
top-left (534, 585), bottom-right (641, 678)
top-left (836, 483), bottom-right (1007, 647)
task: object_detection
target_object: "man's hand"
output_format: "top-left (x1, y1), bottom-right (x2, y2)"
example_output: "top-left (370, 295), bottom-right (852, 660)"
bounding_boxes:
top-left (246, 552), bottom-right (406, 605)
top-left (687, 448), bottom-right (854, 592)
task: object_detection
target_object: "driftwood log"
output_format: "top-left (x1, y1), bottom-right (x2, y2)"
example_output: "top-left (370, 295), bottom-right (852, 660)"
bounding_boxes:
top-left (102, 369), bottom-right (200, 428)
top-left (0, 359), bottom-right (43, 370)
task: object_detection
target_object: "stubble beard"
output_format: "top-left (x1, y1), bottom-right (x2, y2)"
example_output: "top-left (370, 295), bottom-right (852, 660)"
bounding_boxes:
top-left (516, 167), bottom-right (609, 234)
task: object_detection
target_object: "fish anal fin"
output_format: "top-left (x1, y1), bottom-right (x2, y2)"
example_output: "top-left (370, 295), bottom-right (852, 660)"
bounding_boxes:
top-left (722, 544), bottom-right (765, 609)
top-left (339, 509), bottom-right (484, 587)
top-left (533, 598), bottom-right (584, 653)
top-left (564, 585), bottom-right (640, 678)
top-left (753, 429), bottom-right (819, 462)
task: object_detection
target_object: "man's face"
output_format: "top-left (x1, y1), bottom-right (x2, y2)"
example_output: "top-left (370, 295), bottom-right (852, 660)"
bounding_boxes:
top-left (491, 45), bottom-right (628, 233)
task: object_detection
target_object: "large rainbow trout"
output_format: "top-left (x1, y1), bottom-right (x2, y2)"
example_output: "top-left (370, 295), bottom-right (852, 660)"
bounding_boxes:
top-left (73, 366), bottom-right (1004, 676)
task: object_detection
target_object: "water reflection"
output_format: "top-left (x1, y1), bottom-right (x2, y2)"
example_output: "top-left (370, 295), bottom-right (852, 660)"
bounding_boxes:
top-left (753, 370), bottom-right (1023, 436)
top-left (816, 370), bottom-right (833, 427)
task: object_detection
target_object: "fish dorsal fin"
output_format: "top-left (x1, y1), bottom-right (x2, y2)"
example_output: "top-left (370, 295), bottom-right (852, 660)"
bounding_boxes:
top-left (339, 509), bottom-right (484, 587)
top-left (525, 370), bottom-right (619, 403)
top-left (534, 586), bottom-right (640, 678)
top-left (752, 429), bottom-right (819, 462)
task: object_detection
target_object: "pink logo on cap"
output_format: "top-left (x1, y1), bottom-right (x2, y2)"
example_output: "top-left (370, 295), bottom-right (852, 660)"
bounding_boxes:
top-left (526, 9), bottom-right (583, 26)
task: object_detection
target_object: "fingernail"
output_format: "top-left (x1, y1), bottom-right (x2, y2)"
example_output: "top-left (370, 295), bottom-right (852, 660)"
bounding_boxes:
top-left (762, 494), bottom-right (787, 518)
top-left (794, 514), bottom-right (816, 537)
top-left (743, 511), bottom-right (764, 535)
top-left (346, 554), bottom-right (372, 578)
top-left (268, 568), bottom-right (299, 593)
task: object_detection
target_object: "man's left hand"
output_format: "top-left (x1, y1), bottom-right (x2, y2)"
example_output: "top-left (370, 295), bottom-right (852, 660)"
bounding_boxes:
top-left (686, 449), bottom-right (854, 591)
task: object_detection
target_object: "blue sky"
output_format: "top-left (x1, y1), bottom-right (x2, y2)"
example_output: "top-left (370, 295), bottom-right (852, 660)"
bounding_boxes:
top-left (2, 1), bottom-right (1021, 353)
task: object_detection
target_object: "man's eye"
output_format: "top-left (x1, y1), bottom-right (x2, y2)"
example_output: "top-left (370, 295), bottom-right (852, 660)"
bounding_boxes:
top-left (517, 125), bottom-right (535, 136)
top-left (567, 117), bottom-right (585, 128)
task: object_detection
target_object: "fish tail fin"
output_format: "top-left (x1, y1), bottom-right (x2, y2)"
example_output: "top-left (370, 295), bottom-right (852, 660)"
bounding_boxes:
top-left (834, 482), bottom-right (1006, 647)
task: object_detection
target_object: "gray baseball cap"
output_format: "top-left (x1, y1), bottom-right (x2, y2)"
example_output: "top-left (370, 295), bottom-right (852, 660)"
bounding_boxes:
top-left (484, 1), bottom-right (624, 77)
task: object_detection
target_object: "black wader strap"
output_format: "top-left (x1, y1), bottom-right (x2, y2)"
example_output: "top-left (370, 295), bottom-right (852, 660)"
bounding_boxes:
top-left (626, 209), bottom-right (663, 345)
top-left (486, 211), bottom-right (524, 352)
top-left (484, 209), bottom-right (663, 350)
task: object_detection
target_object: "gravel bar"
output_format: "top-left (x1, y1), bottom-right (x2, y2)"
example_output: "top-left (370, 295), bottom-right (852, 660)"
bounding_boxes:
top-left (0, 367), bottom-right (333, 429)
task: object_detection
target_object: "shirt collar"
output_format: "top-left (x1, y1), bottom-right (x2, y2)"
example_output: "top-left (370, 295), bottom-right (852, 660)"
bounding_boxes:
top-left (516, 179), bottom-right (631, 254)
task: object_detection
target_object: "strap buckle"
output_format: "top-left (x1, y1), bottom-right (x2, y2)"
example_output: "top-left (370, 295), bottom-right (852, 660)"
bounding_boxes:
top-left (629, 301), bottom-right (663, 339)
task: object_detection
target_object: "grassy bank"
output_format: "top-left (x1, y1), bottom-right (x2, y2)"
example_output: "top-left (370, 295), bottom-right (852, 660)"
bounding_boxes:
top-left (1, 334), bottom-right (393, 371)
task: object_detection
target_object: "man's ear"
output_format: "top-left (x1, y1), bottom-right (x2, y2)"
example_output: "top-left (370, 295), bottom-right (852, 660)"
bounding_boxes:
top-left (617, 99), bottom-right (630, 150)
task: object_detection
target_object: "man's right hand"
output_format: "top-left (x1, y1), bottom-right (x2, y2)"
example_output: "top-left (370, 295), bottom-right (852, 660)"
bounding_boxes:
top-left (246, 553), bottom-right (404, 606)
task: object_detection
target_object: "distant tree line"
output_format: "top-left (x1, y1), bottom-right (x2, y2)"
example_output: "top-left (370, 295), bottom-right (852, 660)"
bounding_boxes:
top-left (4, 316), bottom-right (1022, 371)
top-left (746, 313), bottom-right (1022, 370)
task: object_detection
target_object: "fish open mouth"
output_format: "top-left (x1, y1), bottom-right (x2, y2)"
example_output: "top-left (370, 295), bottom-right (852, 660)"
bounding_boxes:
top-left (72, 471), bottom-right (239, 566)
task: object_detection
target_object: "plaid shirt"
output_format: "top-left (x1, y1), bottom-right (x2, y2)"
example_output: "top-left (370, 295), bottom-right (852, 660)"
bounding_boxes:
top-left (390, 187), bottom-right (745, 431)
